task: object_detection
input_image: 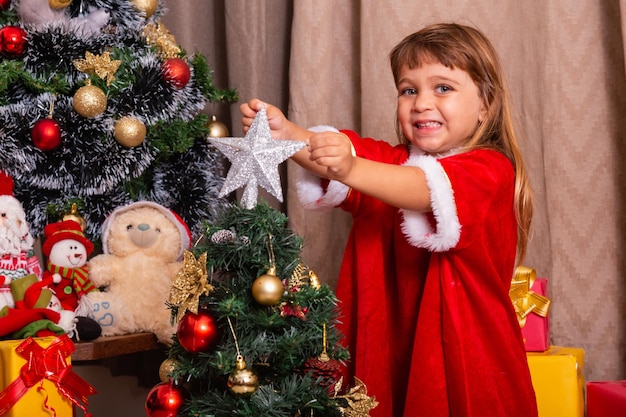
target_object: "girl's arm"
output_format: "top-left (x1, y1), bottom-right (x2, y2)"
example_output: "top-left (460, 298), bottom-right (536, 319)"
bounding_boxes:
top-left (241, 99), bottom-right (432, 212)
top-left (307, 130), bottom-right (432, 212)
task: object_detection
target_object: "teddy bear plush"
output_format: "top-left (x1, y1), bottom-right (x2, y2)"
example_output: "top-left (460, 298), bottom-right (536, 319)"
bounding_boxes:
top-left (0, 172), bottom-right (42, 311)
top-left (86, 201), bottom-right (191, 345)
top-left (41, 219), bottom-right (102, 340)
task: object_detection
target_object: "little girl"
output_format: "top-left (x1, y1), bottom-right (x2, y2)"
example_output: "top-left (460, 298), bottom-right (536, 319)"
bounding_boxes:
top-left (241, 23), bottom-right (537, 417)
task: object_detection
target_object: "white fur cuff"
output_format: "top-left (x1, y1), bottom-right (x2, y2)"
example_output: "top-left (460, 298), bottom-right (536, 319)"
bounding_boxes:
top-left (400, 154), bottom-right (461, 252)
top-left (295, 125), bottom-right (350, 210)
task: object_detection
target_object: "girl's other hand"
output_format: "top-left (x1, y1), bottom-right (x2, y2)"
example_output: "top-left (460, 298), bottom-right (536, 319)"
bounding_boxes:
top-left (240, 99), bottom-right (290, 140)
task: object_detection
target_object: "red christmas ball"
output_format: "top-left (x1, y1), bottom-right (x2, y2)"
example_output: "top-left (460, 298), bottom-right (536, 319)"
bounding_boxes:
top-left (0, 26), bottom-right (27, 58)
top-left (145, 381), bottom-right (188, 417)
top-left (31, 118), bottom-right (62, 151)
top-left (0, 0), bottom-right (12, 11)
top-left (162, 58), bottom-right (191, 89)
top-left (176, 310), bottom-right (220, 353)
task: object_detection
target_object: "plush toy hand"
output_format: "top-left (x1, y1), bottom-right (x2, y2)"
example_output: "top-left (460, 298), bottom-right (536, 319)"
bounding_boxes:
top-left (57, 309), bottom-right (78, 335)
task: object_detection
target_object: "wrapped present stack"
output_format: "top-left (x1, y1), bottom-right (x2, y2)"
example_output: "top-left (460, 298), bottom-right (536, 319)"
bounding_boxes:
top-left (0, 335), bottom-right (96, 417)
top-left (510, 266), bottom-right (585, 417)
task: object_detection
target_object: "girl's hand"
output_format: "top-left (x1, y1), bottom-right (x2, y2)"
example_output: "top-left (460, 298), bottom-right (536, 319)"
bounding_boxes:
top-left (240, 99), bottom-right (292, 140)
top-left (307, 131), bottom-right (356, 182)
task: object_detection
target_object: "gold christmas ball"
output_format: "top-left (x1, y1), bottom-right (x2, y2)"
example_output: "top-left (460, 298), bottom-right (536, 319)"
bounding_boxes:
top-left (49, 0), bottom-right (72, 9)
top-left (251, 266), bottom-right (284, 306)
top-left (63, 203), bottom-right (87, 232)
top-left (73, 85), bottom-right (107, 118)
top-left (131, 0), bottom-right (158, 17)
top-left (114, 116), bottom-right (146, 147)
top-left (227, 356), bottom-right (259, 396)
top-left (207, 115), bottom-right (229, 138)
top-left (159, 358), bottom-right (178, 383)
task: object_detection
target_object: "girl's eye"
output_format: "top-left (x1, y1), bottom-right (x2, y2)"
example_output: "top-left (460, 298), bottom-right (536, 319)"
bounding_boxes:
top-left (435, 85), bottom-right (452, 93)
top-left (400, 87), bottom-right (417, 96)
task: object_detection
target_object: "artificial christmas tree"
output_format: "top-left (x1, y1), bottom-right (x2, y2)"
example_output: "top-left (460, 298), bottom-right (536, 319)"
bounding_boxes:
top-left (0, 0), bottom-right (236, 240)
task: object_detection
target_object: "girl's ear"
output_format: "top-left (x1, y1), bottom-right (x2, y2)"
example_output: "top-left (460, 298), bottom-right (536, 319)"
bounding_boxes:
top-left (478, 100), bottom-right (488, 124)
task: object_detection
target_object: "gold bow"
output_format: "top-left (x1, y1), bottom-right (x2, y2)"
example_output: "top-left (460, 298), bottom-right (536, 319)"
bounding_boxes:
top-left (509, 266), bottom-right (551, 327)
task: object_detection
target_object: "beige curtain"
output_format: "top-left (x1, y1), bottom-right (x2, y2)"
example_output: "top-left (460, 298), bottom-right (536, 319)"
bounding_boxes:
top-left (164, 0), bottom-right (625, 382)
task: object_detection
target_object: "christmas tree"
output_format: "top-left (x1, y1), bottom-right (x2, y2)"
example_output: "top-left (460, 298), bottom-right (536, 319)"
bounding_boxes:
top-left (0, 0), bottom-right (236, 240)
top-left (147, 110), bottom-right (378, 417)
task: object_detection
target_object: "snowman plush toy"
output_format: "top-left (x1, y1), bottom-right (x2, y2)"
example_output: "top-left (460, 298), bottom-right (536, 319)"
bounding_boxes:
top-left (41, 220), bottom-right (101, 340)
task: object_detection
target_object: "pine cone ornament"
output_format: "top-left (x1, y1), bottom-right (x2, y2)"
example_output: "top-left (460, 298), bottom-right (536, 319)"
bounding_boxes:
top-left (302, 356), bottom-right (342, 392)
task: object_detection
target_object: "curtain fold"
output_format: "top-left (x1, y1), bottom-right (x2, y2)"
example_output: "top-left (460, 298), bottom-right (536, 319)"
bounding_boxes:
top-left (164, 0), bottom-right (625, 382)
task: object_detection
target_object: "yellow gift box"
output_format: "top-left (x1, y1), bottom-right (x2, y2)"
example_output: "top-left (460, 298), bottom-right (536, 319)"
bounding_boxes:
top-left (527, 346), bottom-right (585, 417)
top-left (0, 336), bottom-right (75, 417)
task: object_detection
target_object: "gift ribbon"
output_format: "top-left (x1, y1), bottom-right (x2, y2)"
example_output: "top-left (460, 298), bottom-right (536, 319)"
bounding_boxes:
top-left (0, 335), bottom-right (96, 417)
top-left (509, 266), bottom-right (551, 327)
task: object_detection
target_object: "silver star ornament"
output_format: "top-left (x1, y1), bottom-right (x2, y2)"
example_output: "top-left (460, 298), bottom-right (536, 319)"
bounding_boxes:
top-left (209, 107), bottom-right (305, 209)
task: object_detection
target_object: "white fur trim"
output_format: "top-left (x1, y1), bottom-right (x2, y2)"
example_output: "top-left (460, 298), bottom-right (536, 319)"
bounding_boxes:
top-left (295, 125), bottom-right (350, 209)
top-left (400, 152), bottom-right (461, 252)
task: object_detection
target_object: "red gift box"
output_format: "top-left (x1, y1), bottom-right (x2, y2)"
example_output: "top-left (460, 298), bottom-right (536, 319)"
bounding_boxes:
top-left (521, 277), bottom-right (550, 351)
top-left (587, 380), bottom-right (626, 417)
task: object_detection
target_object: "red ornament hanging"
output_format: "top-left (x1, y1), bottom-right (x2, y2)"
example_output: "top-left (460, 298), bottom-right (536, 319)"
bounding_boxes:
top-left (0, 0), bottom-right (12, 11)
top-left (162, 58), bottom-right (190, 89)
top-left (176, 310), bottom-right (220, 353)
top-left (145, 381), bottom-right (188, 417)
top-left (31, 117), bottom-right (62, 152)
top-left (0, 26), bottom-right (27, 58)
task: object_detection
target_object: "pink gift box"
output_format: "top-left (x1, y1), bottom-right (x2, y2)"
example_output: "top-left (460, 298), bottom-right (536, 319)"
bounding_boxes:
top-left (521, 277), bottom-right (550, 351)
top-left (587, 380), bottom-right (626, 417)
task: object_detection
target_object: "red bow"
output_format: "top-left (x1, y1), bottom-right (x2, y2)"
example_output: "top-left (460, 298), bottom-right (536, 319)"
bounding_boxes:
top-left (0, 335), bottom-right (96, 417)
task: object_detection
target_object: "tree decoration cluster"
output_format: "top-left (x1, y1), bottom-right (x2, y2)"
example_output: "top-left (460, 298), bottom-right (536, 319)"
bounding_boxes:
top-left (0, 0), bottom-right (237, 240)
top-left (156, 203), bottom-right (377, 417)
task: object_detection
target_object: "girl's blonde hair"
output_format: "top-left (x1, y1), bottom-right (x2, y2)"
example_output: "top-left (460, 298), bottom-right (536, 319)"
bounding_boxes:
top-left (389, 23), bottom-right (533, 262)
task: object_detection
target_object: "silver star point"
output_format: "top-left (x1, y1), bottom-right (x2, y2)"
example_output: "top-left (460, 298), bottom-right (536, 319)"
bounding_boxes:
top-left (209, 107), bottom-right (305, 209)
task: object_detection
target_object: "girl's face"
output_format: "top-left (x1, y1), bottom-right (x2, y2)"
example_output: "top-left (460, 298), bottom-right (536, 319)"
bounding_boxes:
top-left (396, 61), bottom-right (486, 154)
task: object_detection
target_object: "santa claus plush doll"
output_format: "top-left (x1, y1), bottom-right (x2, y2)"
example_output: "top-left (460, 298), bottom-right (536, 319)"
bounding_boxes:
top-left (0, 172), bottom-right (42, 311)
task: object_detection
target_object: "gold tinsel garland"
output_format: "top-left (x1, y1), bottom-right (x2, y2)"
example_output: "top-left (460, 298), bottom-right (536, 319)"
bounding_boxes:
top-left (169, 251), bottom-right (213, 321)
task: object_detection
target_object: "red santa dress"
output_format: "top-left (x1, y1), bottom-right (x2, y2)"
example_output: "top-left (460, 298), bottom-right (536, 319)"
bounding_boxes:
top-left (296, 130), bottom-right (538, 417)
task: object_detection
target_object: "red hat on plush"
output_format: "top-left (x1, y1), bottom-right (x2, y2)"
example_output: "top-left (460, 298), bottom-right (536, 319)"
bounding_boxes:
top-left (0, 171), bottom-right (14, 196)
top-left (42, 220), bottom-right (94, 257)
top-left (22, 277), bottom-right (54, 309)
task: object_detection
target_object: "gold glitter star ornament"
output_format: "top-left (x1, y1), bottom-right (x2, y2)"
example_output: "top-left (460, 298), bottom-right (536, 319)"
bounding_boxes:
top-left (208, 107), bottom-right (305, 209)
top-left (72, 51), bottom-right (121, 86)
top-left (169, 251), bottom-right (214, 321)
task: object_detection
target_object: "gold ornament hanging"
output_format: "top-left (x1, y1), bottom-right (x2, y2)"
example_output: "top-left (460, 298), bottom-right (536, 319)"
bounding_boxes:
top-left (62, 203), bottom-right (87, 231)
top-left (159, 358), bottom-right (178, 383)
top-left (73, 51), bottom-right (121, 86)
top-left (142, 21), bottom-right (181, 59)
top-left (169, 251), bottom-right (213, 321)
top-left (49, 0), bottom-right (73, 9)
top-left (252, 265), bottom-right (284, 306)
top-left (207, 115), bottom-right (229, 138)
top-left (251, 234), bottom-right (284, 306)
top-left (227, 355), bottom-right (259, 396)
top-left (114, 116), bottom-right (146, 147)
top-left (73, 83), bottom-right (107, 118)
top-left (131, 0), bottom-right (158, 18)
